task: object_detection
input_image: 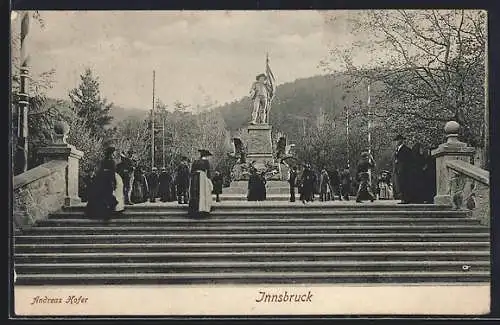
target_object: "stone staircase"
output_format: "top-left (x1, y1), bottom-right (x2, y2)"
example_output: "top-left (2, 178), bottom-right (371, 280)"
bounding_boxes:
top-left (13, 202), bottom-right (490, 285)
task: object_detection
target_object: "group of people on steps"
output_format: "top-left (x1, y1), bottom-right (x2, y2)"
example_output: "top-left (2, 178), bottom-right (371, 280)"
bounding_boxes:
top-left (85, 148), bottom-right (221, 221)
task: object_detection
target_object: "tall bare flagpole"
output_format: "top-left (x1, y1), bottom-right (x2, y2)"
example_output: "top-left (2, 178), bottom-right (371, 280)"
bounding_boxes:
top-left (162, 113), bottom-right (165, 169)
top-left (345, 105), bottom-right (350, 168)
top-left (151, 70), bottom-right (156, 170)
top-left (367, 83), bottom-right (372, 155)
top-left (367, 83), bottom-right (373, 184)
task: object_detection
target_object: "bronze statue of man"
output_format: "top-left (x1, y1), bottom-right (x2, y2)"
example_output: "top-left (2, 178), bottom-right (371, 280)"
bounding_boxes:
top-left (249, 73), bottom-right (272, 124)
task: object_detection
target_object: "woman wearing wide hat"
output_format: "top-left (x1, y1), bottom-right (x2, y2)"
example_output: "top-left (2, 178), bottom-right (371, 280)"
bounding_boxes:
top-left (189, 149), bottom-right (214, 217)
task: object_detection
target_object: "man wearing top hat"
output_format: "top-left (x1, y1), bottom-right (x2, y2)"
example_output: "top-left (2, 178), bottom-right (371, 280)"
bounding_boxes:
top-left (116, 150), bottom-right (135, 205)
top-left (249, 73), bottom-right (271, 124)
top-left (175, 156), bottom-right (191, 204)
top-left (393, 134), bottom-right (412, 204)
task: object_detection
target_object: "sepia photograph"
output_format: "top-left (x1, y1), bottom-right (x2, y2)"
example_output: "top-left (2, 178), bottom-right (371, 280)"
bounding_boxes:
top-left (10, 9), bottom-right (490, 316)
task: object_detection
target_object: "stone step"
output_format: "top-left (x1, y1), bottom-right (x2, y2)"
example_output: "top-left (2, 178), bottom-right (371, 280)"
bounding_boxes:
top-left (15, 250), bottom-right (489, 263)
top-left (15, 232), bottom-right (489, 244)
top-left (51, 211), bottom-right (470, 220)
top-left (15, 241), bottom-right (490, 253)
top-left (20, 224), bottom-right (489, 235)
top-left (61, 202), bottom-right (454, 212)
top-left (14, 271), bottom-right (490, 285)
top-left (36, 217), bottom-right (481, 227)
top-left (15, 260), bottom-right (490, 274)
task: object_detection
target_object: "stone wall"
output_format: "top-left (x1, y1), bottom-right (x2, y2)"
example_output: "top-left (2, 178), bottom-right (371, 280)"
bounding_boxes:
top-left (447, 160), bottom-right (490, 226)
top-left (13, 160), bottom-right (67, 230)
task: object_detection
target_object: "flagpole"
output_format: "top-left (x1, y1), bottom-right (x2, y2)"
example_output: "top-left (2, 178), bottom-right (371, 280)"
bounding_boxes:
top-left (151, 70), bottom-right (155, 170)
top-left (345, 105), bottom-right (350, 168)
top-left (367, 83), bottom-right (372, 184)
top-left (367, 83), bottom-right (372, 155)
top-left (162, 112), bottom-right (165, 169)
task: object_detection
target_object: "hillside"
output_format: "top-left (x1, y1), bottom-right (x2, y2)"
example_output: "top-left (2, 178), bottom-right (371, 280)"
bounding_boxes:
top-left (46, 72), bottom-right (370, 139)
top-left (44, 97), bottom-right (148, 126)
top-left (211, 73), bottom-right (369, 143)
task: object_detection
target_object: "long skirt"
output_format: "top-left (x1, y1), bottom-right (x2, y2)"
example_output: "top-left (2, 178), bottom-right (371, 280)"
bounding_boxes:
top-left (114, 173), bottom-right (125, 212)
top-left (189, 171), bottom-right (213, 217)
top-left (86, 172), bottom-right (122, 219)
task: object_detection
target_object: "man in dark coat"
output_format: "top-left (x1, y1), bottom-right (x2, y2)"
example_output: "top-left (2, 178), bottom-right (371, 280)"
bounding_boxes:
top-left (393, 134), bottom-right (412, 204)
top-left (158, 167), bottom-right (172, 202)
top-left (146, 167), bottom-right (160, 203)
top-left (116, 151), bottom-right (135, 205)
top-left (212, 170), bottom-right (223, 202)
top-left (176, 157), bottom-right (191, 204)
top-left (288, 166), bottom-right (298, 202)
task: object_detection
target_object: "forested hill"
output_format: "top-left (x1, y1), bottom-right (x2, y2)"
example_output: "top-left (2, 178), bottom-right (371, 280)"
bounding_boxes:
top-left (212, 73), bottom-right (365, 142)
top-left (46, 72), bottom-right (365, 138)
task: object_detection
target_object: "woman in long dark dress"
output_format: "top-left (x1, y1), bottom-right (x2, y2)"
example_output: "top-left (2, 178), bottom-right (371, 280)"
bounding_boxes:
top-left (409, 143), bottom-right (426, 204)
top-left (247, 168), bottom-right (260, 201)
top-left (189, 150), bottom-right (213, 217)
top-left (85, 147), bottom-right (121, 221)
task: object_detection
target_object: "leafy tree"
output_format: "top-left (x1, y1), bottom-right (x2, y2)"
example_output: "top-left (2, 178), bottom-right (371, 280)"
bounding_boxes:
top-left (65, 116), bottom-right (104, 201)
top-left (322, 10), bottom-right (487, 164)
top-left (69, 68), bottom-right (114, 136)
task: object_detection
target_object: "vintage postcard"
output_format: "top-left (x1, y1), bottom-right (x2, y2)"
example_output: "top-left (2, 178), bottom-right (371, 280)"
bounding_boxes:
top-left (10, 10), bottom-right (490, 316)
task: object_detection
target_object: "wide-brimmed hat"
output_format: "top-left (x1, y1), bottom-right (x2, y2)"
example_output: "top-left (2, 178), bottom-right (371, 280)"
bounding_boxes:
top-left (256, 73), bottom-right (267, 80)
top-left (361, 152), bottom-right (370, 157)
top-left (393, 134), bottom-right (406, 141)
top-left (152, 167), bottom-right (158, 171)
top-left (198, 149), bottom-right (213, 157)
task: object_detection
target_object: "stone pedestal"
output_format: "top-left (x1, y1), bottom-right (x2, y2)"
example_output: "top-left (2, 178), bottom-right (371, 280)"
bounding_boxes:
top-left (38, 143), bottom-right (84, 206)
top-left (431, 121), bottom-right (475, 206)
top-left (246, 124), bottom-right (274, 171)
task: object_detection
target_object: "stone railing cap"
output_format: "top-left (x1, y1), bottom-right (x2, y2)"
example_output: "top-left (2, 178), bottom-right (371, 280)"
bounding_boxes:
top-left (446, 159), bottom-right (489, 186)
top-left (13, 160), bottom-right (67, 190)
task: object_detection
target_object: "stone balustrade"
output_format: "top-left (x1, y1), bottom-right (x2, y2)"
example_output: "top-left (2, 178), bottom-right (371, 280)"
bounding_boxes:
top-left (13, 160), bottom-right (67, 230)
top-left (432, 121), bottom-right (490, 225)
top-left (12, 122), bottom-right (84, 230)
top-left (447, 159), bottom-right (490, 225)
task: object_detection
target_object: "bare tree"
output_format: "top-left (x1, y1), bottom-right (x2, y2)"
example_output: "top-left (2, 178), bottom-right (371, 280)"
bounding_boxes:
top-left (323, 10), bottom-right (487, 154)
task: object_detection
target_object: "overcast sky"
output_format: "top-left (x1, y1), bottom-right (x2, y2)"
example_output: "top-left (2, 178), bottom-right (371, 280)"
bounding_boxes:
top-left (18, 10), bottom-right (367, 110)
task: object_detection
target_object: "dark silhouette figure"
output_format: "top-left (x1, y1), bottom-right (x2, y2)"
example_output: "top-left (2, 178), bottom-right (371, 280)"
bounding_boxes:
top-left (288, 166), bottom-right (298, 202)
top-left (146, 167), bottom-right (160, 203)
top-left (393, 134), bottom-right (413, 204)
top-left (212, 171), bottom-right (223, 202)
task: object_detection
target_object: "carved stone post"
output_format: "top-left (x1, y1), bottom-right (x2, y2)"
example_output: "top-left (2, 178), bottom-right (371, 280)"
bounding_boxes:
top-left (37, 121), bottom-right (84, 206)
top-left (431, 121), bottom-right (475, 206)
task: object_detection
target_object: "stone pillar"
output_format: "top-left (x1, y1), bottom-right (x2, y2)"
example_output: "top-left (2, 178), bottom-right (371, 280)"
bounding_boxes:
top-left (431, 121), bottom-right (475, 206)
top-left (246, 124), bottom-right (274, 170)
top-left (37, 121), bottom-right (84, 206)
